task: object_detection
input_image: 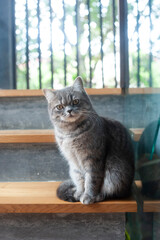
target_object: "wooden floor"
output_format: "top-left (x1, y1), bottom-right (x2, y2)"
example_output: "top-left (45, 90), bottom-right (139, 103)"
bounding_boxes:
top-left (0, 181), bottom-right (137, 213)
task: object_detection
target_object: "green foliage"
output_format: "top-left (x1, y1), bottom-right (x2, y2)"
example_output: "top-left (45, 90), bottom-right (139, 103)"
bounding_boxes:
top-left (129, 51), bottom-right (160, 88)
top-left (125, 229), bottom-right (131, 240)
top-left (15, 0), bottom-right (160, 89)
top-left (128, 0), bottom-right (160, 88)
top-left (129, 52), bottom-right (149, 87)
top-left (15, 0), bottom-right (119, 89)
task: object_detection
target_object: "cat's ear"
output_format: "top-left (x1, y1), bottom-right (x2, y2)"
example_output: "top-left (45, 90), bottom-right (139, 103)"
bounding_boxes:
top-left (43, 89), bottom-right (55, 103)
top-left (73, 76), bottom-right (84, 92)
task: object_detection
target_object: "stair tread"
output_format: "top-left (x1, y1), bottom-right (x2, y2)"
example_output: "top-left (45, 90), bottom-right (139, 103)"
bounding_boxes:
top-left (0, 181), bottom-right (137, 213)
top-left (0, 88), bottom-right (121, 97)
top-left (135, 181), bottom-right (160, 212)
top-left (0, 128), bottom-right (144, 143)
top-left (1, 88), bottom-right (160, 97)
top-left (130, 128), bottom-right (144, 141)
top-left (0, 129), bottom-right (55, 143)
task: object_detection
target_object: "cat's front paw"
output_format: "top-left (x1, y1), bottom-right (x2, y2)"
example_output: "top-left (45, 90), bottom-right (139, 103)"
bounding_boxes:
top-left (80, 194), bottom-right (95, 205)
top-left (74, 191), bottom-right (83, 201)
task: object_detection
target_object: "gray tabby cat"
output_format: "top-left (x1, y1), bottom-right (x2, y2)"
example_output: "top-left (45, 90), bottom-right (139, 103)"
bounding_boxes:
top-left (43, 77), bottom-right (134, 204)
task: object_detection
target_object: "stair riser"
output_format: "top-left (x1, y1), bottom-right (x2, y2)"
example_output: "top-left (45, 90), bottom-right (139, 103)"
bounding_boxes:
top-left (0, 142), bottom-right (138, 182)
top-left (0, 143), bottom-right (69, 182)
top-left (0, 213), bottom-right (125, 240)
top-left (0, 94), bottom-right (160, 129)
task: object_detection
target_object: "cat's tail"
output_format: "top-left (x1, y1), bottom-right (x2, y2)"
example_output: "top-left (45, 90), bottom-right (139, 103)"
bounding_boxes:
top-left (56, 179), bottom-right (78, 202)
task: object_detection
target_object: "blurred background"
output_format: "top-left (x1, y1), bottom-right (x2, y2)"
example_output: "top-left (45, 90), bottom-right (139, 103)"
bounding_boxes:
top-left (0, 0), bottom-right (160, 90)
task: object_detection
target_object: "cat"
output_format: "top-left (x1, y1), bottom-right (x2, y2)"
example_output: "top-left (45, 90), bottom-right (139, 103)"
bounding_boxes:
top-left (43, 77), bottom-right (135, 204)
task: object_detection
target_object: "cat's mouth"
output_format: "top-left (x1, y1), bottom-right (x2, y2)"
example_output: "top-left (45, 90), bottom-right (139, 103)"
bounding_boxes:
top-left (61, 112), bottom-right (79, 122)
top-left (66, 112), bottom-right (74, 118)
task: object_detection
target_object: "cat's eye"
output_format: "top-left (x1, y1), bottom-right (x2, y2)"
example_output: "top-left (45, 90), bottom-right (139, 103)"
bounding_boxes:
top-left (73, 99), bottom-right (79, 105)
top-left (56, 104), bottom-right (64, 110)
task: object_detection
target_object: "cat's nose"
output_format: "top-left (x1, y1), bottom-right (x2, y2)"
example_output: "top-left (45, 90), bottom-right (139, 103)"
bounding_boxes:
top-left (67, 109), bottom-right (72, 114)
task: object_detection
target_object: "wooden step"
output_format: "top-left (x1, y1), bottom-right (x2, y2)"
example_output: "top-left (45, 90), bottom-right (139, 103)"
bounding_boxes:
top-left (130, 128), bottom-right (144, 141)
top-left (0, 128), bottom-right (144, 143)
top-left (128, 88), bottom-right (160, 94)
top-left (143, 200), bottom-right (160, 212)
top-left (0, 181), bottom-right (137, 213)
top-left (135, 181), bottom-right (160, 212)
top-left (0, 88), bottom-right (160, 98)
top-left (0, 129), bottom-right (55, 143)
top-left (0, 88), bottom-right (121, 97)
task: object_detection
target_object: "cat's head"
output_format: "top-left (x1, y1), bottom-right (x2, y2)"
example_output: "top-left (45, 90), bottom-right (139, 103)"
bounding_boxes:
top-left (43, 77), bottom-right (93, 124)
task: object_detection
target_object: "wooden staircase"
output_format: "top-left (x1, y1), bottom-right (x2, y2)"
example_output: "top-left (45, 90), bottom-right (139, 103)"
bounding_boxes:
top-left (0, 89), bottom-right (160, 240)
top-left (0, 89), bottom-right (158, 213)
